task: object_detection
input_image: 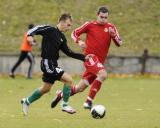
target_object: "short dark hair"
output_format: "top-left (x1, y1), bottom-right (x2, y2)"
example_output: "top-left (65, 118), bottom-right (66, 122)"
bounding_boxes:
top-left (59, 13), bottom-right (72, 22)
top-left (97, 6), bottom-right (109, 14)
top-left (28, 24), bottom-right (34, 29)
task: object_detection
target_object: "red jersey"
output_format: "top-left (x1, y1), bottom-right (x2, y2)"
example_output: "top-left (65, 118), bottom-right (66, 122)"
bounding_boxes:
top-left (72, 21), bottom-right (122, 64)
top-left (20, 32), bottom-right (32, 51)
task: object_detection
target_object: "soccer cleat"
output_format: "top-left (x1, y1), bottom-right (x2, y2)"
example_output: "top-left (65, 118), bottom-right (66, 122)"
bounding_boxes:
top-left (9, 72), bottom-right (15, 78)
top-left (83, 102), bottom-right (92, 110)
top-left (61, 105), bottom-right (76, 114)
top-left (51, 90), bottom-right (62, 108)
top-left (21, 98), bottom-right (29, 116)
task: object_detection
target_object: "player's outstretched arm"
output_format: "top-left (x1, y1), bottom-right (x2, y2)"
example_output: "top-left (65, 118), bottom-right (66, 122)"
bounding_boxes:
top-left (109, 26), bottom-right (122, 47)
top-left (60, 41), bottom-right (85, 62)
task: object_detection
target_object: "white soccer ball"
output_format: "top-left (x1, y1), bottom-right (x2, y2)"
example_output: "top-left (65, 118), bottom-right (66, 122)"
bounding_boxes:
top-left (91, 105), bottom-right (106, 119)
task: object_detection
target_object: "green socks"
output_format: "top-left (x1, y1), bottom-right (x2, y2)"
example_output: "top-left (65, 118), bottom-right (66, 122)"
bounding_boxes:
top-left (62, 84), bottom-right (71, 106)
top-left (26, 89), bottom-right (42, 105)
top-left (25, 85), bottom-right (71, 106)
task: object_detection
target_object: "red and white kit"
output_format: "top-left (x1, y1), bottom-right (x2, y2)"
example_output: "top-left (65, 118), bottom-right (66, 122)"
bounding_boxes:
top-left (72, 21), bottom-right (122, 84)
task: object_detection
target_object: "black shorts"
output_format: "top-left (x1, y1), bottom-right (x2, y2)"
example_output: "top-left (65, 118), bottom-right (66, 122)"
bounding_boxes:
top-left (41, 59), bottom-right (64, 84)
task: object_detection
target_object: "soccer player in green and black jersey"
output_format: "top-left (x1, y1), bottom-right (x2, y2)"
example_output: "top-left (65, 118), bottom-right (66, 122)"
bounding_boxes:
top-left (21, 13), bottom-right (87, 115)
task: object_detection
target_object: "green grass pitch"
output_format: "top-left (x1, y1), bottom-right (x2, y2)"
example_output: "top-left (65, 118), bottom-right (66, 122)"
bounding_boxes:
top-left (0, 76), bottom-right (160, 128)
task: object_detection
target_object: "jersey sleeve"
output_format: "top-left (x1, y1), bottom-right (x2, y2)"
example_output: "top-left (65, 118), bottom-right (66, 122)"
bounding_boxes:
top-left (60, 38), bottom-right (85, 62)
top-left (71, 21), bottom-right (90, 43)
top-left (27, 25), bottom-right (52, 36)
top-left (110, 25), bottom-right (122, 47)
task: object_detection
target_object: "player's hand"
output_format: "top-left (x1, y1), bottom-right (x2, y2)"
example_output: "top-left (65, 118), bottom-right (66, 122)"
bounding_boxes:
top-left (78, 40), bottom-right (86, 50)
top-left (27, 36), bottom-right (37, 46)
top-left (109, 27), bottom-right (116, 37)
top-left (33, 39), bottom-right (37, 45)
top-left (31, 41), bottom-right (37, 46)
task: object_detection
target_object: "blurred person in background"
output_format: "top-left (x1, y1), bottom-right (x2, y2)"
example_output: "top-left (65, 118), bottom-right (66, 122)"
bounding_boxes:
top-left (9, 24), bottom-right (36, 79)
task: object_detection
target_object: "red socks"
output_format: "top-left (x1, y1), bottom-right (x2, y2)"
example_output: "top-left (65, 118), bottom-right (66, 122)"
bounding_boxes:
top-left (86, 80), bottom-right (102, 103)
top-left (70, 85), bottom-right (76, 96)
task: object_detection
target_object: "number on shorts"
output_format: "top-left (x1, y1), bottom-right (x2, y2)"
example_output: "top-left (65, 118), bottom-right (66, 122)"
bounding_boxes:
top-left (55, 67), bottom-right (63, 73)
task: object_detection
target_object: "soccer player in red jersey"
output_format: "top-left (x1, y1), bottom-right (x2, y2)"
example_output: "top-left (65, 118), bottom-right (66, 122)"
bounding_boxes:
top-left (51, 6), bottom-right (122, 109)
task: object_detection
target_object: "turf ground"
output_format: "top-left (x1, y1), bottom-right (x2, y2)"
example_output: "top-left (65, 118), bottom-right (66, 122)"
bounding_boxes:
top-left (0, 76), bottom-right (160, 128)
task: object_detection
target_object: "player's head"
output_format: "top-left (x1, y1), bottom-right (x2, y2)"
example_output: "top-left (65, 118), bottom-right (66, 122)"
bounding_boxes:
top-left (58, 13), bottom-right (72, 32)
top-left (96, 6), bottom-right (109, 24)
top-left (28, 24), bottom-right (34, 30)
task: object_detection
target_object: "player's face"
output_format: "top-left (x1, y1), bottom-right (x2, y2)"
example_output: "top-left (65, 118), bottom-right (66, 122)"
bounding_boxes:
top-left (61, 19), bottom-right (72, 32)
top-left (97, 12), bottom-right (108, 24)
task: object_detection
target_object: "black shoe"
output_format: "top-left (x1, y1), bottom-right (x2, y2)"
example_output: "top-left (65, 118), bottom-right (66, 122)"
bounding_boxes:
top-left (51, 90), bottom-right (62, 108)
top-left (83, 102), bottom-right (93, 110)
top-left (9, 72), bottom-right (15, 78)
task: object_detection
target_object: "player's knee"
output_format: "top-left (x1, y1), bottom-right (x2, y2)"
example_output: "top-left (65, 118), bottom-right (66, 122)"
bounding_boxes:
top-left (99, 72), bottom-right (107, 81)
top-left (43, 87), bottom-right (51, 93)
top-left (65, 77), bottom-right (73, 85)
top-left (40, 84), bottom-right (52, 94)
